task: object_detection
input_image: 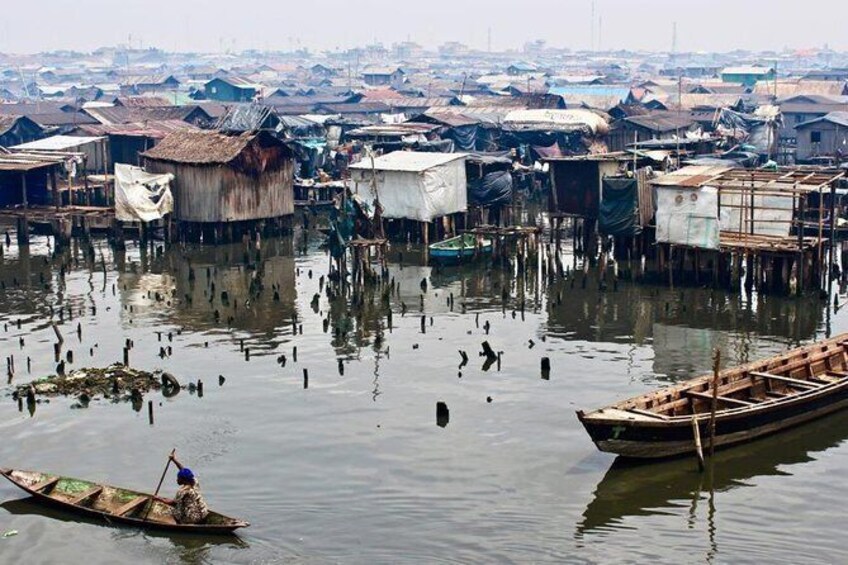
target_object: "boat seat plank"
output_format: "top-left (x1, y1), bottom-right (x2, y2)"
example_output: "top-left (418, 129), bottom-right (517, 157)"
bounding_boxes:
top-left (749, 371), bottom-right (819, 389)
top-left (685, 390), bottom-right (754, 407)
top-left (115, 496), bottom-right (149, 517)
top-left (69, 486), bottom-right (103, 506)
top-left (29, 477), bottom-right (59, 494)
top-left (626, 408), bottom-right (669, 420)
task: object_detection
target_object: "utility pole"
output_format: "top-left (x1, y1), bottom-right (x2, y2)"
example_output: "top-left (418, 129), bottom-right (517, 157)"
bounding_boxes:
top-left (671, 22), bottom-right (678, 61)
top-left (598, 15), bottom-right (603, 52)
top-left (590, 0), bottom-right (596, 52)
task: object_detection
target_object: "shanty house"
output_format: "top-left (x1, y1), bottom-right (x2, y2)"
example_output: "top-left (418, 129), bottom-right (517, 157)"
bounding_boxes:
top-left (142, 130), bottom-right (294, 226)
top-left (0, 115), bottom-right (44, 147)
top-left (204, 77), bottom-right (262, 103)
top-left (120, 74), bottom-right (181, 95)
top-left (544, 154), bottom-right (629, 219)
top-left (607, 111), bottom-right (699, 152)
top-left (720, 66), bottom-right (775, 87)
top-left (795, 112), bottom-right (848, 163)
top-left (362, 67), bottom-right (405, 89)
top-left (777, 95), bottom-right (848, 144)
top-left (348, 151), bottom-right (467, 222)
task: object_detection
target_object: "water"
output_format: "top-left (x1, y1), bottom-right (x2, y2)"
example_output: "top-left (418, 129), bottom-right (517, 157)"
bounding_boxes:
top-left (0, 224), bottom-right (846, 564)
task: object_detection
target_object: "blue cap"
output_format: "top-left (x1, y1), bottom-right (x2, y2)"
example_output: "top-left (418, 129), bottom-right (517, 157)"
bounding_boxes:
top-left (177, 468), bottom-right (195, 482)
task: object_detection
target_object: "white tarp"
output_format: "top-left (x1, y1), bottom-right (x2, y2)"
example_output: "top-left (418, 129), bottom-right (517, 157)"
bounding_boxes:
top-left (720, 193), bottom-right (793, 237)
top-left (114, 163), bottom-right (174, 222)
top-left (656, 185), bottom-right (720, 249)
top-left (349, 152), bottom-right (467, 222)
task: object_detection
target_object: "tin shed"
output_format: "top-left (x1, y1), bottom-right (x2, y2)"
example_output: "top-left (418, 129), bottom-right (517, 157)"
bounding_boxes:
top-left (142, 130), bottom-right (294, 223)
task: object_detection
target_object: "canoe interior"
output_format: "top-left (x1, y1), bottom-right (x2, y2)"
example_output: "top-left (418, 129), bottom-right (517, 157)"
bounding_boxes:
top-left (3, 470), bottom-right (244, 530)
top-left (429, 233), bottom-right (492, 251)
top-left (588, 336), bottom-right (848, 421)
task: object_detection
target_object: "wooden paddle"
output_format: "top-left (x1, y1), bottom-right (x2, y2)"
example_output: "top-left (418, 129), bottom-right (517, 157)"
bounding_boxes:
top-left (142, 448), bottom-right (176, 521)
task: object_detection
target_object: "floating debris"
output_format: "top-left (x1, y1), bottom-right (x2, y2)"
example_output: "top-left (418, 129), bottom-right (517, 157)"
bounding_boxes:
top-left (10, 365), bottom-right (188, 405)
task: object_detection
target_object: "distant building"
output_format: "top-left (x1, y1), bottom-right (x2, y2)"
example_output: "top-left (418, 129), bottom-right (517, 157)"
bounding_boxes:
top-left (720, 66), bottom-right (776, 86)
top-left (802, 69), bottom-right (848, 82)
top-left (507, 62), bottom-right (539, 76)
top-left (203, 77), bottom-right (261, 102)
top-left (438, 42), bottom-right (469, 56)
top-left (794, 112), bottom-right (848, 163)
top-left (608, 111), bottom-right (698, 152)
top-left (309, 64), bottom-right (337, 78)
top-left (362, 67), bottom-right (405, 88)
top-left (393, 41), bottom-right (424, 60)
top-left (120, 74), bottom-right (180, 95)
top-left (777, 95), bottom-right (848, 144)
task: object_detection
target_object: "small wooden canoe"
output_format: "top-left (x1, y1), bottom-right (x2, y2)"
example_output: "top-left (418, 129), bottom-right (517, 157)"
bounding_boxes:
top-left (0, 468), bottom-right (248, 535)
top-left (577, 334), bottom-right (848, 459)
top-left (428, 233), bottom-right (492, 261)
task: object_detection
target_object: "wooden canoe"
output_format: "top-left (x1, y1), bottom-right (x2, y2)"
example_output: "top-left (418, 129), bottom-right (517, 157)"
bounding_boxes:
top-left (0, 468), bottom-right (248, 535)
top-left (577, 333), bottom-right (848, 459)
top-left (428, 233), bottom-right (492, 261)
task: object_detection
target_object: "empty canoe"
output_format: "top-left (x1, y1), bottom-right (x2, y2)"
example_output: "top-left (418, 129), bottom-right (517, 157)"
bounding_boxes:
top-left (577, 334), bottom-right (848, 459)
top-left (428, 233), bottom-right (492, 261)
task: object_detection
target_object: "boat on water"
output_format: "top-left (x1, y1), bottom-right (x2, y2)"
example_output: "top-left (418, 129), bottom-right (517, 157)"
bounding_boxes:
top-left (0, 468), bottom-right (248, 535)
top-left (428, 233), bottom-right (492, 261)
top-left (577, 334), bottom-right (848, 459)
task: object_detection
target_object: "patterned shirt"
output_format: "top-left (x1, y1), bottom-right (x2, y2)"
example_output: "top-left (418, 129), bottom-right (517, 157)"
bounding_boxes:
top-left (171, 482), bottom-right (209, 524)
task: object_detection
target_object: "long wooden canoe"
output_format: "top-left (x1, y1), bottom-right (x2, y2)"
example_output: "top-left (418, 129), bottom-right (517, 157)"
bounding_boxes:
top-left (577, 334), bottom-right (848, 459)
top-left (429, 233), bottom-right (492, 261)
top-left (0, 468), bottom-right (248, 535)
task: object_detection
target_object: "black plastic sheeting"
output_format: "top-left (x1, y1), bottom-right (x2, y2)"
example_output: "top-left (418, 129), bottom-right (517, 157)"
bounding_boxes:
top-left (446, 125), bottom-right (477, 151)
top-left (468, 170), bottom-right (513, 206)
top-left (598, 177), bottom-right (640, 236)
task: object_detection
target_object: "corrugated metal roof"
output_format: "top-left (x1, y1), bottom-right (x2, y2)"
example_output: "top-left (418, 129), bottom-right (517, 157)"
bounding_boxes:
top-left (349, 151), bottom-right (466, 173)
top-left (624, 112), bottom-right (697, 132)
top-left (650, 165), bottom-right (735, 187)
top-left (346, 123), bottom-right (440, 138)
top-left (12, 135), bottom-right (104, 151)
top-left (721, 66), bottom-right (774, 76)
top-left (796, 111), bottom-right (848, 129)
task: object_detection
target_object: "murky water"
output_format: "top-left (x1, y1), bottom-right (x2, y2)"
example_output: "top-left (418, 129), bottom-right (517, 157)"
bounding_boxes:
top-left (0, 221), bottom-right (846, 564)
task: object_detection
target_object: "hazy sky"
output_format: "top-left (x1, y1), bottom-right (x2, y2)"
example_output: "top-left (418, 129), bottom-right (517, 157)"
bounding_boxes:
top-left (0, 0), bottom-right (844, 55)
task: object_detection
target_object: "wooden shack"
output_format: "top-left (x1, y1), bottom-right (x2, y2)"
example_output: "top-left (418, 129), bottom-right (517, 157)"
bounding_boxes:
top-left (142, 130), bottom-right (294, 242)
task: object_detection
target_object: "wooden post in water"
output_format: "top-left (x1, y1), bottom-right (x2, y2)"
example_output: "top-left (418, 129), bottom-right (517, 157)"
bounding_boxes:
top-left (710, 348), bottom-right (721, 458)
top-left (692, 416), bottom-right (704, 471)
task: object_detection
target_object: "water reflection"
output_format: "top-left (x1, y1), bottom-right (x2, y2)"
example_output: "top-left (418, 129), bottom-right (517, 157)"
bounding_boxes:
top-left (1, 497), bottom-right (248, 564)
top-left (119, 239), bottom-right (298, 351)
top-left (576, 409), bottom-right (848, 539)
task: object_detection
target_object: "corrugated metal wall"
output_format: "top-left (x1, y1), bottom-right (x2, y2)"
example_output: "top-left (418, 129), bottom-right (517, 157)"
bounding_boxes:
top-left (145, 159), bottom-right (294, 222)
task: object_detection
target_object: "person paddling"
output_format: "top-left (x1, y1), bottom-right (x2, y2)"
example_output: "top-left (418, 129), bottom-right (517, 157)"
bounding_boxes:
top-left (158, 454), bottom-right (209, 524)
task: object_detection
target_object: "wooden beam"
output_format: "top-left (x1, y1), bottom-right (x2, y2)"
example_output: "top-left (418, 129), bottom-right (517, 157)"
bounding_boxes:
top-left (29, 476), bottom-right (59, 493)
top-left (69, 486), bottom-right (103, 506)
top-left (626, 408), bottom-right (669, 420)
top-left (114, 495), bottom-right (149, 517)
top-left (749, 371), bottom-right (818, 389)
top-left (685, 390), bottom-right (754, 407)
